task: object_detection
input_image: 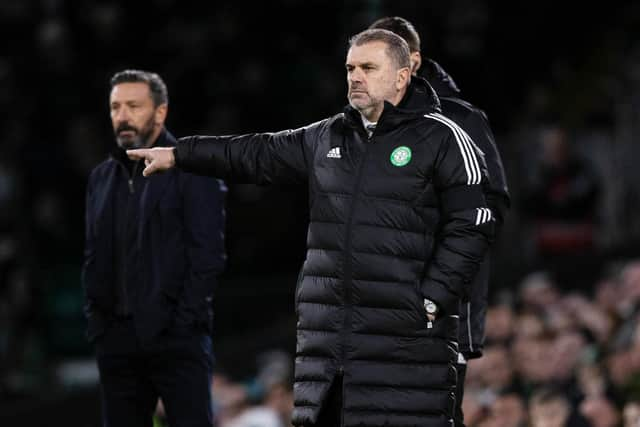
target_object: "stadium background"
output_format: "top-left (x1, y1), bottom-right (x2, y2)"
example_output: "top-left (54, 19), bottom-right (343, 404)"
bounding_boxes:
top-left (2, 0), bottom-right (640, 425)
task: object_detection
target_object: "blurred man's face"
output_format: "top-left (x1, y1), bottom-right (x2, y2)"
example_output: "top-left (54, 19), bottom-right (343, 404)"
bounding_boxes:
top-left (346, 41), bottom-right (408, 121)
top-left (580, 396), bottom-right (620, 427)
top-left (481, 347), bottom-right (514, 389)
top-left (530, 399), bottom-right (569, 427)
top-left (485, 305), bottom-right (515, 342)
top-left (490, 394), bottom-right (527, 427)
top-left (110, 82), bottom-right (165, 149)
top-left (623, 402), bottom-right (640, 427)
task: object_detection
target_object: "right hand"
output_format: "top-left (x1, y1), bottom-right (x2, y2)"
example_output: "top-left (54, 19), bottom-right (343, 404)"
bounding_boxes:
top-left (127, 147), bottom-right (176, 176)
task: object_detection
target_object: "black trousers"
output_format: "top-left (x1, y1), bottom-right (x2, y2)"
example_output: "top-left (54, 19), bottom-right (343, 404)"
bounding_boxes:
top-left (313, 372), bottom-right (344, 427)
top-left (95, 318), bottom-right (213, 427)
top-left (454, 362), bottom-right (467, 427)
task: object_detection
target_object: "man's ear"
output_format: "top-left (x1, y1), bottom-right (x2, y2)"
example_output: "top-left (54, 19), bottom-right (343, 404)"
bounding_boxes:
top-left (155, 103), bottom-right (168, 126)
top-left (396, 67), bottom-right (411, 90)
top-left (410, 51), bottom-right (422, 75)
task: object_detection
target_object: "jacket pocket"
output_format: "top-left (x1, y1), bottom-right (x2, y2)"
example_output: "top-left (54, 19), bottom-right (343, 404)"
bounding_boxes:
top-left (413, 279), bottom-right (451, 333)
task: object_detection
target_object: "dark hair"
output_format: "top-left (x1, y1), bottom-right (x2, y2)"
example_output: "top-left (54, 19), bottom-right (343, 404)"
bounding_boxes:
top-left (110, 69), bottom-right (168, 106)
top-left (369, 16), bottom-right (421, 53)
top-left (348, 29), bottom-right (411, 69)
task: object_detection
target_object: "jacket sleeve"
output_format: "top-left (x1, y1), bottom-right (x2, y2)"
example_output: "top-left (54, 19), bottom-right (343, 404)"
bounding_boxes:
top-left (178, 173), bottom-right (227, 325)
top-left (420, 126), bottom-right (495, 315)
top-left (461, 110), bottom-right (510, 229)
top-left (174, 122), bottom-right (323, 185)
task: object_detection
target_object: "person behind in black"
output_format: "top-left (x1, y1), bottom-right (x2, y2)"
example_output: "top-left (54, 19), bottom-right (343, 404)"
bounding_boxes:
top-left (369, 16), bottom-right (511, 427)
top-left (128, 30), bottom-right (494, 427)
top-left (520, 123), bottom-right (600, 288)
top-left (82, 70), bottom-right (226, 427)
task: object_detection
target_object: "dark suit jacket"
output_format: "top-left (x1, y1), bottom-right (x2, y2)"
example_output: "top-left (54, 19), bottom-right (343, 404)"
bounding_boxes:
top-left (82, 129), bottom-right (226, 344)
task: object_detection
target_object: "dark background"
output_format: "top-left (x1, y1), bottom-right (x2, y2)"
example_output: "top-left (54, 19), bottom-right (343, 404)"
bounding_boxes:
top-left (1, 0), bottom-right (640, 425)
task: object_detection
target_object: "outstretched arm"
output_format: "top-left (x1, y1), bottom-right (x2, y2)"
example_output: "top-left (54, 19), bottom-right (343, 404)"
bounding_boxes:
top-left (128, 122), bottom-right (324, 184)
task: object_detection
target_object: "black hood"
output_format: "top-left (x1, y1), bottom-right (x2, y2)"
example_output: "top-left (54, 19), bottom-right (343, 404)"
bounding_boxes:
top-left (344, 75), bottom-right (441, 132)
top-left (421, 58), bottom-right (461, 97)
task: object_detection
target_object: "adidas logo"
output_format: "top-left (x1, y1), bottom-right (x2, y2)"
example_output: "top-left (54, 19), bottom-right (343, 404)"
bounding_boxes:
top-left (326, 147), bottom-right (342, 159)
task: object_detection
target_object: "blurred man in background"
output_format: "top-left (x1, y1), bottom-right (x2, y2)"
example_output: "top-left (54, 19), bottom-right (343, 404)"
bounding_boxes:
top-left (368, 16), bottom-right (511, 427)
top-left (520, 123), bottom-right (601, 288)
top-left (82, 69), bottom-right (226, 427)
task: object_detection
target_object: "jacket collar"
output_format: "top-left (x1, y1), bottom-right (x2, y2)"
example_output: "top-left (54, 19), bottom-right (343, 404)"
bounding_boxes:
top-left (344, 76), bottom-right (441, 134)
top-left (105, 128), bottom-right (177, 232)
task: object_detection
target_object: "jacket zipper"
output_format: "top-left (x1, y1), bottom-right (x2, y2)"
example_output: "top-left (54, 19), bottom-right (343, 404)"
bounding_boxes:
top-left (340, 136), bottom-right (370, 371)
top-left (128, 161), bottom-right (140, 194)
top-left (121, 160), bottom-right (140, 314)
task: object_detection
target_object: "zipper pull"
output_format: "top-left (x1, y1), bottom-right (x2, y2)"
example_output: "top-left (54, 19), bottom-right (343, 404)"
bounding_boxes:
top-left (427, 321), bottom-right (433, 329)
top-left (128, 160), bottom-right (140, 194)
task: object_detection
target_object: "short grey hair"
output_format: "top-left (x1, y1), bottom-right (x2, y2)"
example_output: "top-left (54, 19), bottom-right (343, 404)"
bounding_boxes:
top-left (348, 28), bottom-right (411, 69)
top-left (110, 69), bottom-right (168, 106)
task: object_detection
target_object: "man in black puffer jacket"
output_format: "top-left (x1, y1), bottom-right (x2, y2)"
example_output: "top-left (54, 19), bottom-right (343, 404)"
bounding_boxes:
top-left (128, 29), bottom-right (494, 427)
top-left (370, 17), bottom-right (511, 427)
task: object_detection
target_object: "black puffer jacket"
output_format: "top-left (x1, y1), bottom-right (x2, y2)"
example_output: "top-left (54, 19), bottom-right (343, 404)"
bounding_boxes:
top-left (423, 59), bottom-right (510, 358)
top-left (175, 77), bottom-right (494, 427)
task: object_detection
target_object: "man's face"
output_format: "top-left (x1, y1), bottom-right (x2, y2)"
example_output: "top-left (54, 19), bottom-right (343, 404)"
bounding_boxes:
top-left (110, 82), bottom-right (163, 149)
top-left (346, 41), bottom-right (406, 120)
top-left (530, 400), bottom-right (569, 427)
top-left (490, 395), bottom-right (526, 427)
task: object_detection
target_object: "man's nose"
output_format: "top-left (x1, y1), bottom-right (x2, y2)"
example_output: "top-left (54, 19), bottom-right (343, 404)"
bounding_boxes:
top-left (349, 68), bottom-right (364, 83)
top-left (114, 107), bottom-right (130, 122)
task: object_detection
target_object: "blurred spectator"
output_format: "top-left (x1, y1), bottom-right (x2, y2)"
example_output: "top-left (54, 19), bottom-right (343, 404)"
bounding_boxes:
top-left (461, 386), bottom-right (491, 427)
top-left (211, 373), bottom-right (250, 425)
top-left (477, 393), bottom-right (527, 427)
top-left (529, 387), bottom-right (588, 427)
top-left (484, 304), bottom-right (515, 346)
top-left (563, 293), bottom-right (613, 345)
top-left (475, 345), bottom-right (520, 395)
top-left (595, 277), bottom-right (621, 316)
top-left (520, 123), bottom-right (601, 289)
top-left (579, 394), bottom-right (621, 427)
top-left (518, 271), bottom-right (560, 313)
top-left (513, 311), bottom-right (546, 341)
top-left (212, 349), bottom-right (293, 427)
top-left (576, 361), bottom-right (615, 400)
top-left (619, 261), bottom-right (640, 315)
top-left (623, 401), bottom-right (640, 427)
top-left (550, 331), bottom-right (587, 382)
top-left (256, 350), bottom-right (294, 426)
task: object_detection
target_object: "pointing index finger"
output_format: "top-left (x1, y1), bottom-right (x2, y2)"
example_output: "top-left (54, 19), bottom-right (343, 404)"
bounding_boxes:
top-left (127, 149), bottom-right (147, 160)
